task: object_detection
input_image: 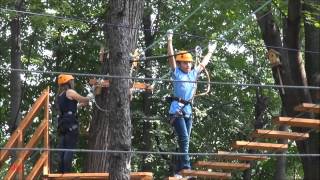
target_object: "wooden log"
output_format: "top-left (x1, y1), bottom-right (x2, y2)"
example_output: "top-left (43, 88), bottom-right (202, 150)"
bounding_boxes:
top-left (273, 117), bottom-right (320, 129)
top-left (294, 103), bottom-right (320, 114)
top-left (217, 151), bottom-right (268, 161)
top-left (232, 141), bottom-right (288, 151)
top-left (252, 129), bottom-right (309, 140)
top-left (194, 161), bottom-right (250, 170)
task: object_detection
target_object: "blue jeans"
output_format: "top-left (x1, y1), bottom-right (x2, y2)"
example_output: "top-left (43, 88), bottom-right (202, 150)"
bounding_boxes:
top-left (172, 116), bottom-right (192, 172)
top-left (58, 130), bottom-right (78, 173)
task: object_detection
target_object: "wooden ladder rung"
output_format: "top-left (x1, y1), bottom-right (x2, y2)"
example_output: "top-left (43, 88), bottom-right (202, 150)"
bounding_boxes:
top-left (273, 117), bottom-right (320, 129)
top-left (217, 151), bottom-right (268, 161)
top-left (232, 141), bottom-right (288, 151)
top-left (194, 161), bottom-right (250, 170)
top-left (294, 103), bottom-right (320, 114)
top-left (164, 177), bottom-right (188, 180)
top-left (47, 172), bottom-right (153, 180)
top-left (252, 129), bottom-right (309, 140)
top-left (180, 169), bottom-right (232, 179)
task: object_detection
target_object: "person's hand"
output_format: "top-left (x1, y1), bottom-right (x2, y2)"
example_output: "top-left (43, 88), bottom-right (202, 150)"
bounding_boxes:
top-left (167, 29), bottom-right (173, 41)
top-left (208, 41), bottom-right (217, 53)
top-left (86, 93), bottom-right (94, 101)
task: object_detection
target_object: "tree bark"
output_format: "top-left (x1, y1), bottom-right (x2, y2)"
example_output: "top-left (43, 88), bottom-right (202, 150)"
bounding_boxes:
top-left (9, 0), bottom-right (23, 133)
top-left (104, 1), bottom-right (144, 179)
top-left (255, 0), bottom-right (319, 179)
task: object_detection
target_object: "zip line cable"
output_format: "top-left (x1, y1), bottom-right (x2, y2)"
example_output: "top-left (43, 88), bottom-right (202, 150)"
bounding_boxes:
top-left (1, 6), bottom-right (320, 54)
top-left (1, 67), bottom-right (320, 90)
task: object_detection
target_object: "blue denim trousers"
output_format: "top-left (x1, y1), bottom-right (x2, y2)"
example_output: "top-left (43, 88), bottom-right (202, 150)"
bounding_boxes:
top-left (58, 130), bottom-right (78, 173)
top-left (172, 116), bottom-right (192, 172)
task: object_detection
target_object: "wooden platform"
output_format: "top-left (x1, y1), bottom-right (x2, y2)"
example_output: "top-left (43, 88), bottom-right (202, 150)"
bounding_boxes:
top-left (194, 161), bottom-right (250, 170)
top-left (252, 129), bottom-right (309, 140)
top-left (273, 117), bottom-right (320, 129)
top-left (217, 151), bottom-right (268, 161)
top-left (294, 103), bottom-right (320, 114)
top-left (232, 141), bottom-right (288, 151)
top-left (47, 172), bottom-right (153, 180)
top-left (180, 169), bottom-right (232, 179)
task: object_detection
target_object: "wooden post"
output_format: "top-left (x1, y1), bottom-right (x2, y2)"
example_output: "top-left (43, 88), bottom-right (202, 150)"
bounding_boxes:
top-left (17, 129), bottom-right (24, 180)
top-left (43, 87), bottom-right (50, 178)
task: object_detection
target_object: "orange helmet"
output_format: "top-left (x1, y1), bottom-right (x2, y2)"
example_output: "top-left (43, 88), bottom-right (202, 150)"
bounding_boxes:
top-left (57, 74), bottom-right (74, 85)
top-left (176, 51), bottom-right (193, 62)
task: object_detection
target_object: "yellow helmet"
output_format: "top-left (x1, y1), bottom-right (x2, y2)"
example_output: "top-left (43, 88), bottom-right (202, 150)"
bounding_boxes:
top-left (57, 74), bottom-right (74, 85)
top-left (176, 51), bottom-right (193, 62)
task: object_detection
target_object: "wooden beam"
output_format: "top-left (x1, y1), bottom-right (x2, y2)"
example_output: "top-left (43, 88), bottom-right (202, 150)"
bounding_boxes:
top-left (217, 151), bottom-right (268, 161)
top-left (273, 117), bottom-right (320, 129)
top-left (294, 103), bottom-right (320, 114)
top-left (0, 89), bottom-right (49, 168)
top-left (180, 169), bottom-right (231, 179)
top-left (47, 172), bottom-right (153, 180)
top-left (252, 129), bottom-right (309, 140)
top-left (5, 120), bottom-right (46, 179)
top-left (26, 152), bottom-right (47, 180)
top-left (89, 79), bottom-right (153, 92)
top-left (194, 161), bottom-right (250, 170)
top-left (0, 131), bottom-right (18, 167)
top-left (164, 177), bottom-right (188, 180)
top-left (232, 141), bottom-right (288, 151)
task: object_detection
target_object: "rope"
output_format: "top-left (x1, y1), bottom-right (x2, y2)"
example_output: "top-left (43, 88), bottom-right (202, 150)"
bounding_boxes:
top-left (1, 67), bottom-right (320, 90)
top-left (1, 7), bottom-right (320, 54)
top-left (0, 147), bottom-right (319, 157)
top-left (141, 0), bottom-right (210, 53)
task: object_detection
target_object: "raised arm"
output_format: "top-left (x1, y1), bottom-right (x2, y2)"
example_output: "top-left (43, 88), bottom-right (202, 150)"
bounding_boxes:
top-left (197, 41), bottom-right (217, 72)
top-left (167, 29), bottom-right (176, 70)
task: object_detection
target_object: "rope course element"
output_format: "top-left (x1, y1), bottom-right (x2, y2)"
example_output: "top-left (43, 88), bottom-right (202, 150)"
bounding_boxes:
top-left (142, 0), bottom-right (210, 53)
top-left (241, 103), bottom-right (320, 148)
top-left (1, 67), bottom-right (320, 90)
top-left (0, 147), bottom-right (319, 157)
top-left (1, 6), bottom-right (320, 54)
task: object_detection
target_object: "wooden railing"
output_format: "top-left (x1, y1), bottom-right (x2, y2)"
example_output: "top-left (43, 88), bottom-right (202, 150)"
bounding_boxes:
top-left (0, 87), bottom-right (50, 180)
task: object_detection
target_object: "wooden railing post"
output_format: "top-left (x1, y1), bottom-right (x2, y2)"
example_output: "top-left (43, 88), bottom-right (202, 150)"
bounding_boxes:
top-left (43, 87), bottom-right (50, 177)
top-left (17, 129), bottom-right (24, 180)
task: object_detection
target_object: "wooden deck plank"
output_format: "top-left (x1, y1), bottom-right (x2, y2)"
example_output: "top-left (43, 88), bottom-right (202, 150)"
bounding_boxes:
top-left (232, 141), bottom-right (288, 151)
top-left (273, 117), bottom-right (320, 129)
top-left (180, 169), bottom-right (231, 179)
top-left (194, 161), bottom-right (250, 170)
top-left (252, 129), bottom-right (309, 140)
top-left (217, 151), bottom-right (268, 161)
top-left (294, 103), bottom-right (320, 114)
top-left (47, 172), bottom-right (153, 180)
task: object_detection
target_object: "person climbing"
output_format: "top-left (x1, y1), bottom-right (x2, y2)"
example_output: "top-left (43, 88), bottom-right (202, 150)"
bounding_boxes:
top-left (166, 29), bottom-right (217, 178)
top-left (56, 74), bottom-right (94, 173)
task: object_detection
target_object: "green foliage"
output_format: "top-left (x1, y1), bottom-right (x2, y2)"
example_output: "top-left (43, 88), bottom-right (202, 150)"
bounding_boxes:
top-left (1, 0), bottom-right (314, 178)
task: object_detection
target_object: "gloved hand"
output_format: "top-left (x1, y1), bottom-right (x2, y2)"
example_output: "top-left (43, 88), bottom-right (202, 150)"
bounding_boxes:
top-left (208, 41), bottom-right (217, 53)
top-left (195, 45), bottom-right (202, 56)
top-left (86, 93), bottom-right (94, 101)
top-left (167, 29), bottom-right (173, 41)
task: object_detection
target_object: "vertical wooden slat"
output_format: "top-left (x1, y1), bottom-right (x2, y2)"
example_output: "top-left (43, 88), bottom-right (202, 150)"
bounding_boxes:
top-left (18, 130), bottom-right (24, 180)
top-left (43, 87), bottom-right (50, 176)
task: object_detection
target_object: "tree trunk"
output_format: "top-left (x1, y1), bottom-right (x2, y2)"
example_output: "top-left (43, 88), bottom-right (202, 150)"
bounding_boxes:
top-left (255, 0), bottom-right (319, 179)
top-left (9, 0), bottom-right (23, 133)
top-left (104, 1), bottom-right (144, 179)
